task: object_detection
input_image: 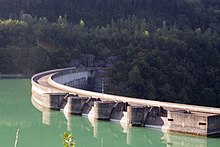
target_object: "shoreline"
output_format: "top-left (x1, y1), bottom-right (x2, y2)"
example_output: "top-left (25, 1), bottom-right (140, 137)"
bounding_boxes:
top-left (0, 74), bottom-right (31, 79)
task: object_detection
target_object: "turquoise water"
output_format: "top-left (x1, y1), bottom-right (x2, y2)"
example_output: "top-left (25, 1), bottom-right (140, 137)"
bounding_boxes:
top-left (0, 79), bottom-right (220, 147)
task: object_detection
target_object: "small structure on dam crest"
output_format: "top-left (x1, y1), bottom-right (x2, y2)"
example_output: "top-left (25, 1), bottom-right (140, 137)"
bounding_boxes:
top-left (31, 67), bottom-right (220, 137)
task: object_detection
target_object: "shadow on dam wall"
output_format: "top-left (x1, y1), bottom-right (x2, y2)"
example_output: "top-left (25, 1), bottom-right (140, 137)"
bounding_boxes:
top-left (61, 69), bottom-right (107, 92)
top-left (33, 100), bottom-right (219, 147)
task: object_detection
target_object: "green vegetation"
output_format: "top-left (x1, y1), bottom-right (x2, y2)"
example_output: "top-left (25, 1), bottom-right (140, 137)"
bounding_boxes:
top-left (0, 0), bottom-right (219, 107)
top-left (61, 132), bottom-right (76, 147)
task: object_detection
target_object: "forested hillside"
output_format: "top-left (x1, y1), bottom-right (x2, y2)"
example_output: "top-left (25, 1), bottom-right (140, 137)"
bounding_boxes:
top-left (0, 0), bottom-right (220, 107)
top-left (0, 0), bottom-right (220, 28)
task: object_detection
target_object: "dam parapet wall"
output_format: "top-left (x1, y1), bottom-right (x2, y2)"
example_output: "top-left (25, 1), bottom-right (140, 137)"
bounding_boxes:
top-left (52, 68), bottom-right (96, 89)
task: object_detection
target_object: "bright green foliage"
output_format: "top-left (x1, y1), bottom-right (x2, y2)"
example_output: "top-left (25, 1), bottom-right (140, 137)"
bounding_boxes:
top-left (61, 132), bottom-right (76, 147)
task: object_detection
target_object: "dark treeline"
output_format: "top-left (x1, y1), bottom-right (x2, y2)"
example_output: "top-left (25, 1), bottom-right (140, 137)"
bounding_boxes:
top-left (0, 0), bottom-right (220, 29)
top-left (0, 0), bottom-right (220, 107)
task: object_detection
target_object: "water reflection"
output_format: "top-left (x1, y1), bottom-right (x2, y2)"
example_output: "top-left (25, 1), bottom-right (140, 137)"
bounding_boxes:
top-left (2, 80), bottom-right (219, 147)
top-left (42, 110), bottom-right (52, 125)
top-left (34, 100), bottom-right (220, 147)
top-left (161, 133), bottom-right (207, 147)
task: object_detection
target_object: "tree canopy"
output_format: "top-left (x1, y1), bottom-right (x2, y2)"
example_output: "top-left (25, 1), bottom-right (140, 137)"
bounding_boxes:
top-left (0, 0), bottom-right (220, 107)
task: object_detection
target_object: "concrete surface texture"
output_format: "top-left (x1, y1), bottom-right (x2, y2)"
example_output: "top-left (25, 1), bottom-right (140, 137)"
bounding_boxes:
top-left (31, 67), bottom-right (220, 136)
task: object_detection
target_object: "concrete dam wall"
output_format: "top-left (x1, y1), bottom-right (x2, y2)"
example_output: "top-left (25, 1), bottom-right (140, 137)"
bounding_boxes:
top-left (31, 67), bottom-right (220, 136)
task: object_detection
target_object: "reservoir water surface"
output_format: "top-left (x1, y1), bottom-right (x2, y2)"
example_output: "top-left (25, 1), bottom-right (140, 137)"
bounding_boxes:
top-left (0, 79), bottom-right (220, 147)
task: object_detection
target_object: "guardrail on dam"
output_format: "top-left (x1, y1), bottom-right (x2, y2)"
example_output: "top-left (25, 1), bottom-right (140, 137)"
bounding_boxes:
top-left (31, 67), bottom-right (220, 136)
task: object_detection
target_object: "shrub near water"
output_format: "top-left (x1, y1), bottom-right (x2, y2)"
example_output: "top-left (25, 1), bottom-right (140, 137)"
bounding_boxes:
top-left (61, 132), bottom-right (76, 147)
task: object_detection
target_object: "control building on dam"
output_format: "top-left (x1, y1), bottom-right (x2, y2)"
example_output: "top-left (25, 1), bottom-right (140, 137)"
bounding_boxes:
top-left (31, 67), bottom-right (220, 136)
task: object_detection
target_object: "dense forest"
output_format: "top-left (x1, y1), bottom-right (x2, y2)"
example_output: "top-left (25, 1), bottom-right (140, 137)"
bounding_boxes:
top-left (0, 0), bottom-right (220, 107)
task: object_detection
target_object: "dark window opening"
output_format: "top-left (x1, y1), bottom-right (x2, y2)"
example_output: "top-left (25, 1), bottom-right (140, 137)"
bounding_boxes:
top-left (199, 122), bottom-right (206, 125)
top-left (168, 118), bottom-right (173, 121)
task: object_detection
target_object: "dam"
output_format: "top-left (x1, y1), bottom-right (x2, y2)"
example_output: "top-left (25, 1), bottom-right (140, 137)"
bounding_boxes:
top-left (31, 67), bottom-right (220, 136)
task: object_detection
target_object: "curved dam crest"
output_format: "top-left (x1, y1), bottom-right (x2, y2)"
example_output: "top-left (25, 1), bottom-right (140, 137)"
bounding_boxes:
top-left (31, 67), bottom-right (220, 136)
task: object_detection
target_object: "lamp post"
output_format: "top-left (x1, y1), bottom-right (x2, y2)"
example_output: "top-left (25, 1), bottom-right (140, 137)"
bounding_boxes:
top-left (101, 78), bottom-right (105, 94)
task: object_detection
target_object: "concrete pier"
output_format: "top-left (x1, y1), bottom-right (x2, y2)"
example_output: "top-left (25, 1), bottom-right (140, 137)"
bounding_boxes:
top-left (42, 93), bottom-right (68, 110)
top-left (127, 105), bottom-right (145, 126)
top-left (31, 67), bottom-right (220, 136)
top-left (64, 97), bottom-right (88, 115)
top-left (94, 101), bottom-right (116, 120)
top-left (166, 110), bottom-right (220, 136)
